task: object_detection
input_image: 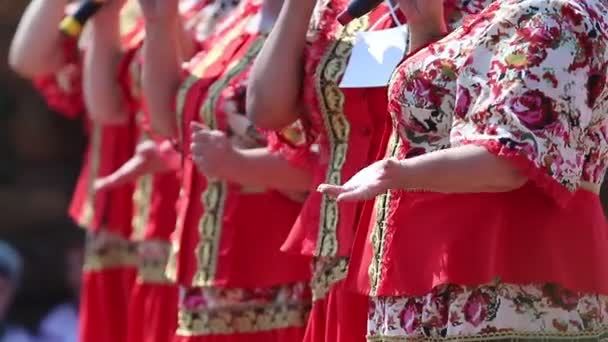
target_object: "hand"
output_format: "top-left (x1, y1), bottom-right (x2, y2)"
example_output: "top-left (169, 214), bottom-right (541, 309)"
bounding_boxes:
top-left (137, 0), bottom-right (179, 23)
top-left (317, 158), bottom-right (405, 202)
top-left (190, 122), bottom-right (240, 179)
top-left (94, 140), bottom-right (170, 191)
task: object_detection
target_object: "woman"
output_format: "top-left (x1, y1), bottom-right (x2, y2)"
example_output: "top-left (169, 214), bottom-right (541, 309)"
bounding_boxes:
top-left (319, 0), bottom-right (608, 339)
top-left (247, 0), bottom-right (493, 340)
top-left (10, 2), bottom-right (143, 342)
top-left (140, 0), bottom-right (312, 340)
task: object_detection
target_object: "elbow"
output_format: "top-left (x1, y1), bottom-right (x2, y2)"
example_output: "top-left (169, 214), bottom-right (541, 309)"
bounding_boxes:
top-left (490, 167), bottom-right (528, 192)
top-left (247, 92), bottom-right (298, 130)
top-left (9, 51), bottom-right (38, 79)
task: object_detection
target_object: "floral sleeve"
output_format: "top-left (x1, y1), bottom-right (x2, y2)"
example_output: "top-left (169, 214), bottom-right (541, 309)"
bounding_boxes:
top-left (450, 0), bottom-right (607, 206)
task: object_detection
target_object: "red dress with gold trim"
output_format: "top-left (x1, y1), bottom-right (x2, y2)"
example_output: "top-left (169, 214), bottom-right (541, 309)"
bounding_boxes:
top-left (118, 2), bottom-right (216, 341)
top-left (169, 2), bottom-right (311, 341)
top-left (33, 4), bottom-right (144, 342)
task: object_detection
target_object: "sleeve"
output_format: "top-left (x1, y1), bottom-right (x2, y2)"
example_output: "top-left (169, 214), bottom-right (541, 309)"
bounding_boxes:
top-left (32, 35), bottom-right (84, 119)
top-left (266, 118), bottom-right (319, 171)
top-left (449, 0), bottom-right (605, 206)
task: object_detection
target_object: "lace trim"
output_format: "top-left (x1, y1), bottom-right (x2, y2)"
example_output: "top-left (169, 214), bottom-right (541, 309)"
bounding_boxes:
top-left (367, 327), bottom-right (608, 341)
top-left (176, 299), bottom-right (310, 336)
top-left (311, 257), bottom-right (348, 301)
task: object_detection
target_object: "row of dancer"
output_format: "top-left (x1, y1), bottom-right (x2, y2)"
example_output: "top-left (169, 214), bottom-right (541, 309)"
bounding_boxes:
top-left (9, 0), bottom-right (608, 341)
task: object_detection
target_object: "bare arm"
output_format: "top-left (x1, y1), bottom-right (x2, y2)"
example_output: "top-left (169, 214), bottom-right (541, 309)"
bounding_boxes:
top-left (246, 0), bottom-right (315, 130)
top-left (83, 2), bottom-right (128, 125)
top-left (142, 18), bottom-right (183, 137)
top-left (9, 0), bottom-right (69, 78)
top-left (223, 148), bottom-right (313, 191)
top-left (319, 145), bottom-right (527, 202)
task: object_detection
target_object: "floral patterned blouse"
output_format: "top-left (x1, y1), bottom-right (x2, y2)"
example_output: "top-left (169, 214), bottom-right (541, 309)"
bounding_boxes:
top-left (347, 0), bottom-right (608, 298)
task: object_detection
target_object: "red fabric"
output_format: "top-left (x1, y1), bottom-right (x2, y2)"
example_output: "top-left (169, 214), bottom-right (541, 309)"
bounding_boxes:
top-left (144, 171), bottom-right (181, 240)
top-left (32, 36), bottom-right (83, 119)
top-left (173, 327), bottom-right (306, 342)
top-left (127, 283), bottom-right (179, 342)
top-left (347, 185), bottom-right (608, 296)
top-left (174, 2), bottom-right (310, 289)
top-left (303, 279), bottom-right (368, 342)
top-left (79, 267), bottom-right (137, 342)
top-left (68, 122), bottom-right (137, 236)
top-left (280, 5), bottom-right (394, 259)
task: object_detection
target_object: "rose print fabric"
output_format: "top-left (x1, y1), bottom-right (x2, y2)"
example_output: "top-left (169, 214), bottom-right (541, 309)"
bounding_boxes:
top-left (345, 0), bottom-right (608, 337)
top-left (369, 282), bottom-right (608, 341)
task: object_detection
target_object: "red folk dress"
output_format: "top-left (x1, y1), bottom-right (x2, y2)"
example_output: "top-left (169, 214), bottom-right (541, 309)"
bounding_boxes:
top-left (345, 0), bottom-right (608, 339)
top-left (169, 2), bottom-right (311, 341)
top-left (276, 1), bottom-right (488, 340)
top-left (115, 2), bottom-right (219, 342)
top-left (32, 3), bottom-right (143, 342)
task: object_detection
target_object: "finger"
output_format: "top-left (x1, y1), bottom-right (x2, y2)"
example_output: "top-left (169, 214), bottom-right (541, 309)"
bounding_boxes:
top-left (190, 122), bottom-right (209, 132)
top-left (191, 129), bottom-right (213, 144)
top-left (336, 185), bottom-right (379, 203)
top-left (316, 184), bottom-right (346, 198)
top-left (93, 155), bottom-right (149, 191)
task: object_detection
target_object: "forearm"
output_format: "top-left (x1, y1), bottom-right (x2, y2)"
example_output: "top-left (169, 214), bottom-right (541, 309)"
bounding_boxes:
top-left (246, 0), bottom-right (314, 129)
top-left (397, 145), bottom-right (527, 193)
top-left (142, 20), bottom-right (183, 137)
top-left (224, 148), bottom-right (313, 192)
top-left (9, 0), bottom-right (69, 77)
top-left (84, 14), bottom-right (126, 124)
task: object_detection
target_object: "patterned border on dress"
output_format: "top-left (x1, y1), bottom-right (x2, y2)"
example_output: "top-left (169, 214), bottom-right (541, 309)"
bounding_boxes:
top-left (176, 300), bottom-right (310, 336)
top-left (367, 327), bottom-right (608, 341)
top-left (311, 257), bottom-right (349, 301)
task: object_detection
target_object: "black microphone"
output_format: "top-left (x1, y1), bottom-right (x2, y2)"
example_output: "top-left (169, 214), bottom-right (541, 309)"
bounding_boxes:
top-left (60, 0), bottom-right (106, 37)
top-left (337, 0), bottom-right (384, 25)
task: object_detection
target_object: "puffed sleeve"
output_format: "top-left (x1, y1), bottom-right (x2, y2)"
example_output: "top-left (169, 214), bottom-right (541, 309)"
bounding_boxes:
top-left (266, 118), bottom-right (319, 172)
top-left (450, 0), bottom-right (607, 206)
top-left (32, 35), bottom-right (84, 119)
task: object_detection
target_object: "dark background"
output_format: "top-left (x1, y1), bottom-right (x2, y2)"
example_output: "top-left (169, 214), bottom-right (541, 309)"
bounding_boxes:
top-left (1, 0), bottom-right (86, 332)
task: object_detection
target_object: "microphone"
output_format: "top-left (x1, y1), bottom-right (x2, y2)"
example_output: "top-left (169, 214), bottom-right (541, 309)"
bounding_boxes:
top-left (337, 0), bottom-right (384, 25)
top-left (59, 0), bottom-right (106, 37)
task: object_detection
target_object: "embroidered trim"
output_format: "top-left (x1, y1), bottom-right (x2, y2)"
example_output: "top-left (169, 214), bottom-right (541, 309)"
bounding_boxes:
top-left (311, 257), bottom-right (348, 301)
top-left (83, 232), bottom-right (137, 271)
top-left (369, 129), bottom-right (402, 296)
top-left (314, 17), bottom-right (369, 257)
top-left (175, 18), bottom-right (250, 146)
top-left (176, 299), bottom-right (310, 336)
top-left (131, 136), bottom-right (153, 241)
top-left (366, 328), bottom-right (608, 341)
top-left (192, 36), bottom-right (267, 287)
top-left (78, 124), bottom-right (103, 228)
top-left (137, 240), bottom-right (173, 284)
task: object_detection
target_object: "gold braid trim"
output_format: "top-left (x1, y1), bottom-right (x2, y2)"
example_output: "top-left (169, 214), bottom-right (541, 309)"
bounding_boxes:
top-left (83, 232), bottom-right (137, 272)
top-left (310, 257), bottom-right (348, 301)
top-left (192, 36), bottom-right (267, 287)
top-left (367, 327), bottom-right (608, 342)
top-left (78, 124), bottom-right (102, 228)
top-left (314, 17), bottom-right (369, 257)
top-left (137, 240), bottom-right (173, 284)
top-left (177, 300), bottom-right (310, 336)
top-left (369, 129), bottom-right (402, 296)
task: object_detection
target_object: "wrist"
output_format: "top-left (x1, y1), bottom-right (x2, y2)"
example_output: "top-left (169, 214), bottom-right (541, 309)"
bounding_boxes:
top-left (221, 147), bottom-right (246, 182)
top-left (389, 158), bottom-right (417, 190)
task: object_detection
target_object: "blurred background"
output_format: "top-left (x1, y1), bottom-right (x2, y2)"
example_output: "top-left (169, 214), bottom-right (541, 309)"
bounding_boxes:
top-left (1, 1), bottom-right (86, 338)
top-left (1, 0), bottom-right (608, 339)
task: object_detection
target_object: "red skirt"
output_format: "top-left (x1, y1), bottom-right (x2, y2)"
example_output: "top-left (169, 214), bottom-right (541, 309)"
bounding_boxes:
top-left (79, 267), bottom-right (137, 342)
top-left (305, 258), bottom-right (368, 342)
top-left (127, 282), bottom-right (179, 342)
